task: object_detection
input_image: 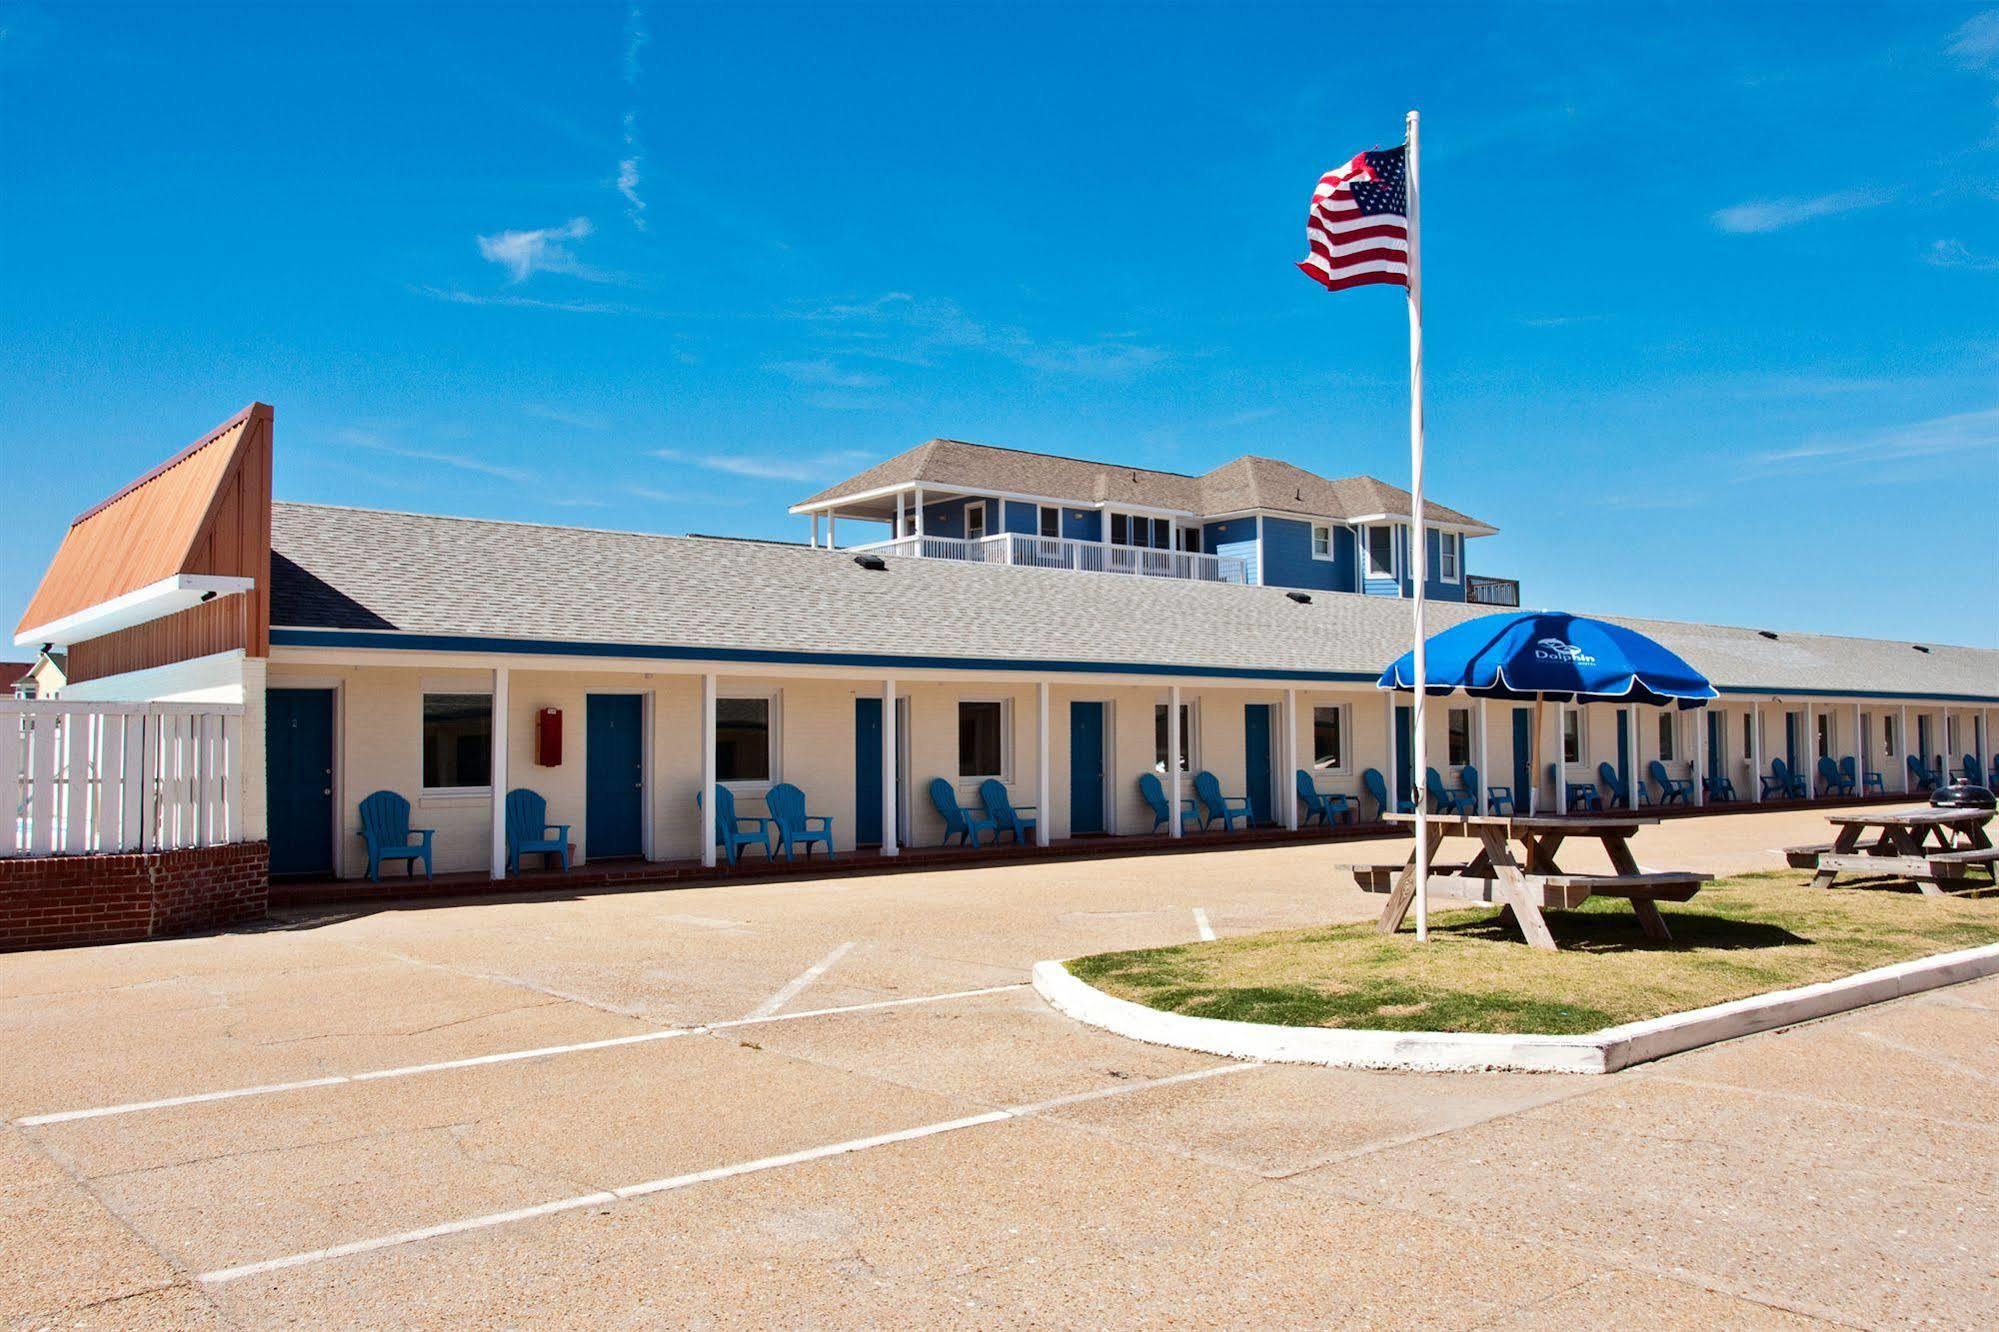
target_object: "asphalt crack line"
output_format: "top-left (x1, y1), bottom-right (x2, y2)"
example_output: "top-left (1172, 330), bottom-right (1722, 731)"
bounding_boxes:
top-left (196, 1062), bottom-right (1259, 1285)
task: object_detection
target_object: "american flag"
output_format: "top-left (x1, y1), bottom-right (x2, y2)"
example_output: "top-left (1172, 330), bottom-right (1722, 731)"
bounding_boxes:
top-left (1296, 146), bottom-right (1409, 292)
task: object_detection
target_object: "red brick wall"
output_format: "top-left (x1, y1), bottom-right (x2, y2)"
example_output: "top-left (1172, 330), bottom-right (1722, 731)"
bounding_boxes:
top-left (0, 842), bottom-right (268, 952)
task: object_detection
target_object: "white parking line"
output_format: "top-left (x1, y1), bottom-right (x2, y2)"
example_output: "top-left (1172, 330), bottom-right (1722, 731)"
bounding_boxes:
top-left (197, 1061), bottom-right (1259, 1284)
top-left (1192, 908), bottom-right (1216, 942)
top-left (745, 942), bottom-right (855, 1020)
top-left (14, 982), bottom-right (1025, 1128)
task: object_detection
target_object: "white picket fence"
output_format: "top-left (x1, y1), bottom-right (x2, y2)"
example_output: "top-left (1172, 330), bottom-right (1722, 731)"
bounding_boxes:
top-left (1, 700), bottom-right (244, 858)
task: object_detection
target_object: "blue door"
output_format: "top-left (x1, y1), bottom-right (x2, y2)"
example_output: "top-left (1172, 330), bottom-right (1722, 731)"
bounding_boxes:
top-left (1512, 708), bottom-right (1533, 809)
top-left (1616, 710), bottom-right (1631, 791)
top-left (854, 697), bottom-right (883, 845)
top-left (1069, 702), bottom-right (1106, 835)
top-left (266, 689), bottom-right (334, 877)
top-left (1706, 711), bottom-right (1724, 788)
top-left (586, 695), bottom-right (644, 859)
top-left (1395, 705), bottom-right (1415, 804)
top-left (1243, 704), bottom-right (1273, 826)
top-left (1785, 712), bottom-right (1801, 776)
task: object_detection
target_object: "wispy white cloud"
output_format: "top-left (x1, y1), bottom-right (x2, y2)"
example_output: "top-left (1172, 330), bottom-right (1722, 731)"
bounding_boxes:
top-left (651, 446), bottom-right (872, 483)
top-left (789, 291), bottom-right (1167, 379)
top-left (1018, 338), bottom-right (1166, 379)
top-left (338, 428), bottom-right (533, 483)
top-left (1710, 188), bottom-right (1896, 234)
top-left (548, 497), bottom-right (612, 509)
top-left (1519, 313), bottom-right (1609, 328)
top-left (764, 358), bottom-right (889, 390)
top-left (1949, 10), bottom-right (1999, 70)
top-left (617, 7), bottom-right (649, 230)
top-left (413, 284), bottom-right (650, 316)
top-left (1736, 405), bottom-right (1999, 477)
top-left (1210, 407), bottom-right (1279, 428)
top-left (524, 403), bottom-right (611, 430)
top-left (475, 217), bottom-right (605, 282)
top-left (1926, 238), bottom-right (1999, 271)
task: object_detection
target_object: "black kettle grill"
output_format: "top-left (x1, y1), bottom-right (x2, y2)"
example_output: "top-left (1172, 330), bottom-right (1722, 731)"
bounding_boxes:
top-left (1931, 782), bottom-right (1998, 811)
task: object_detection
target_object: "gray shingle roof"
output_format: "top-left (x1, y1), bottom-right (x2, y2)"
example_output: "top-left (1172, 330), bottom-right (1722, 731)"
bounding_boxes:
top-left (793, 439), bottom-right (1491, 530)
top-left (269, 503), bottom-right (1998, 700)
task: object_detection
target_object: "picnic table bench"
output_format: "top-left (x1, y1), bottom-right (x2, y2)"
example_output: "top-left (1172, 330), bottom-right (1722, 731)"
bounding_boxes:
top-left (1348, 813), bottom-right (1711, 952)
top-left (1787, 807), bottom-right (1997, 895)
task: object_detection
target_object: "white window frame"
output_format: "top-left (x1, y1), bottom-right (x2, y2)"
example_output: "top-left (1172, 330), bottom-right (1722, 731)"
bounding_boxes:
top-left (1562, 709), bottom-right (1586, 765)
top-left (956, 696), bottom-right (1013, 784)
top-left (1310, 524), bottom-right (1334, 561)
top-left (1883, 714), bottom-right (1899, 758)
top-left (964, 500), bottom-right (991, 542)
top-left (1037, 505), bottom-right (1060, 539)
top-left (420, 687), bottom-right (495, 796)
top-left (1363, 524), bottom-right (1397, 580)
top-left (1310, 703), bottom-right (1349, 772)
top-left (1446, 706), bottom-right (1472, 768)
top-left (717, 689), bottom-right (782, 791)
top-left (1437, 529), bottom-right (1461, 583)
top-left (1657, 711), bottom-right (1677, 761)
top-left (1153, 700), bottom-right (1199, 775)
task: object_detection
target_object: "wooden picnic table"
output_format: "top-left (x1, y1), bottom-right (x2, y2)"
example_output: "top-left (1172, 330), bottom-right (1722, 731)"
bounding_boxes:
top-left (1358, 813), bottom-right (1711, 951)
top-left (1786, 807), bottom-right (1997, 895)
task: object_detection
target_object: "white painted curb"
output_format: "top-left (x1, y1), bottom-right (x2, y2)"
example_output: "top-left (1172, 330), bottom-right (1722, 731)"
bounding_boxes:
top-left (1032, 941), bottom-right (1999, 1075)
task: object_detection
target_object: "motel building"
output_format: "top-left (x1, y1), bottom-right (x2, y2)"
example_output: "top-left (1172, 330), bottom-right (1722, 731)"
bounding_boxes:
top-left (7, 404), bottom-right (1998, 933)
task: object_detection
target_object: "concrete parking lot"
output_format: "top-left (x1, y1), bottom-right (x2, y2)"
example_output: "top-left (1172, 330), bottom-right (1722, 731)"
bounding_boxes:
top-left (3, 803), bottom-right (1994, 1329)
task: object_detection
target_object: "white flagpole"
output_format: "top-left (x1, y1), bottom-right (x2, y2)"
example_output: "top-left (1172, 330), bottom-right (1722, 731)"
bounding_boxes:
top-left (1406, 109), bottom-right (1429, 943)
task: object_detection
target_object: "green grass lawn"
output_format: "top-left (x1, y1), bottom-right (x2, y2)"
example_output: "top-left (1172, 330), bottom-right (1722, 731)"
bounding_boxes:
top-left (1066, 871), bottom-right (1999, 1036)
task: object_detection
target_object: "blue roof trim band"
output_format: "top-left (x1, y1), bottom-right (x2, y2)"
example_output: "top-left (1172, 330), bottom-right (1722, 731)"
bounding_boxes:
top-left (268, 628), bottom-right (1383, 684)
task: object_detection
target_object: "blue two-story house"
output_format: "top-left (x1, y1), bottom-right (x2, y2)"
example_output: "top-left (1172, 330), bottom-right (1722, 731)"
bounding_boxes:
top-left (789, 439), bottom-right (1518, 606)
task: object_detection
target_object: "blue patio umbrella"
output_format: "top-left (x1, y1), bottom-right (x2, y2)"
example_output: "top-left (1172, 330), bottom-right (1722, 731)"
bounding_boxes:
top-left (1377, 611), bottom-right (1718, 709)
top-left (1376, 612), bottom-right (1716, 940)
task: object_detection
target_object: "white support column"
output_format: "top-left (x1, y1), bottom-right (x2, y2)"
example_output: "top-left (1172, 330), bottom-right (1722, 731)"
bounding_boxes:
top-left (811, 514), bottom-right (822, 548)
top-left (1282, 689), bottom-right (1299, 830)
top-left (881, 678), bottom-right (898, 857)
top-left (1694, 707), bottom-right (1707, 807)
top-left (1168, 685), bottom-right (1184, 838)
top-left (1475, 698), bottom-right (1490, 814)
top-left (489, 667), bottom-right (510, 878)
top-left (828, 513), bottom-right (839, 550)
top-left (700, 672), bottom-right (717, 868)
top-left (1035, 681), bottom-right (1051, 847)
top-left (1896, 705), bottom-right (1908, 791)
top-left (1383, 691), bottom-right (1398, 817)
top-left (1750, 703), bottom-right (1764, 803)
top-left (1625, 704), bottom-right (1638, 810)
top-left (1854, 702), bottom-right (1864, 798)
top-left (913, 488), bottom-right (926, 539)
top-left (1556, 700), bottom-right (1569, 814)
top-left (1802, 701), bottom-right (1814, 798)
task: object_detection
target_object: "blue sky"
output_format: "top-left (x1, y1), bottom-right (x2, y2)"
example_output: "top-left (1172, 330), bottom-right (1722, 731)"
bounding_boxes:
top-left (3, 2), bottom-right (1995, 648)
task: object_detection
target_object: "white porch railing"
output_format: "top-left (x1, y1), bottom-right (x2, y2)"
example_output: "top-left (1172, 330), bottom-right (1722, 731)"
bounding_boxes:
top-left (1, 700), bottom-right (244, 857)
top-left (861, 531), bottom-right (1248, 584)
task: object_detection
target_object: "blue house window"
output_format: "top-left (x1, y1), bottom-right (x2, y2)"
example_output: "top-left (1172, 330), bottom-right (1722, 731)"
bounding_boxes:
top-left (1438, 531), bottom-right (1461, 582)
top-left (1311, 525), bottom-right (1333, 560)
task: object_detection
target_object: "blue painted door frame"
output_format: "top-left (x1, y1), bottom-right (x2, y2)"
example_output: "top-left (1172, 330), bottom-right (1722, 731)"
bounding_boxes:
top-left (1616, 710), bottom-right (1631, 790)
top-left (1244, 704), bottom-right (1274, 825)
top-left (1395, 705), bottom-right (1415, 804)
top-left (586, 695), bottom-right (645, 860)
top-left (1069, 702), bottom-right (1107, 835)
top-left (266, 688), bottom-right (334, 877)
top-left (854, 698), bottom-right (883, 845)
top-left (1511, 708), bottom-right (1533, 808)
top-left (1706, 711), bottom-right (1724, 787)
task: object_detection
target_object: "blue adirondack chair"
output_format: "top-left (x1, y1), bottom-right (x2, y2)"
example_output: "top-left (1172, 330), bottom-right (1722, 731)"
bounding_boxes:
top-left (1763, 757), bottom-right (1806, 800)
top-left (504, 788), bottom-right (570, 874)
top-left (1815, 756), bottom-right (1854, 799)
top-left (1460, 763), bottom-right (1513, 815)
top-left (1294, 770), bottom-right (1353, 828)
top-left (1138, 772), bottom-right (1198, 833)
top-left (979, 778), bottom-right (1037, 844)
top-left (358, 790), bottom-right (434, 882)
top-left (1648, 760), bottom-right (1694, 805)
top-left (766, 782), bottom-right (834, 862)
top-left (696, 785), bottom-right (773, 865)
top-left (1906, 754), bottom-right (1940, 793)
top-left (1553, 765), bottom-right (1602, 812)
top-left (1964, 755), bottom-right (1987, 787)
top-left (1597, 762), bottom-right (1631, 810)
top-left (1361, 768), bottom-right (1415, 821)
top-left (1192, 770), bottom-right (1251, 831)
top-left (929, 777), bottom-right (997, 847)
top-left (1841, 755), bottom-right (1883, 794)
top-left (1426, 767), bottom-right (1474, 815)
top-left (1702, 773), bottom-right (1738, 803)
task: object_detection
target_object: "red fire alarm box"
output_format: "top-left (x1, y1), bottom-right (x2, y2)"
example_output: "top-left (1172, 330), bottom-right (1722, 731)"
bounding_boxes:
top-left (535, 708), bottom-right (562, 766)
